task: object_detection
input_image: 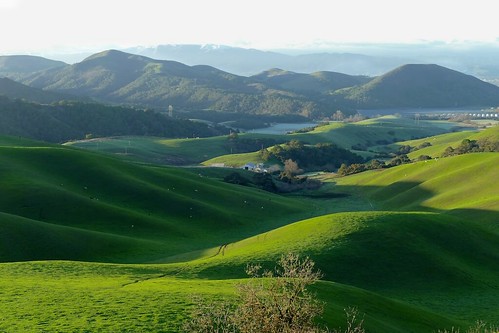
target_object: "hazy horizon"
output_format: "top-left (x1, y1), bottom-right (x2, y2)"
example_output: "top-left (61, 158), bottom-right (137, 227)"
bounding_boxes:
top-left (1, 0), bottom-right (498, 58)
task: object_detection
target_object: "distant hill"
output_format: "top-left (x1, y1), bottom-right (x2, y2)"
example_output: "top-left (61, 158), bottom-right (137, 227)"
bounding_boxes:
top-left (0, 97), bottom-right (228, 142)
top-left (251, 68), bottom-right (371, 94)
top-left (0, 77), bottom-right (84, 104)
top-left (0, 55), bottom-right (67, 80)
top-left (123, 44), bottom-right (411, 77)
top-left (21, 50), bottom-right (344, 117)
top-left (122, 43), bottom-right (499, 84)
top-left (334, 64), bottom-right (499, 108)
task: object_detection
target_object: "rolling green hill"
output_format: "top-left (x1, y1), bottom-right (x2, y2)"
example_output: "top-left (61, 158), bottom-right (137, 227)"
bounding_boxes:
top-left (397, 125), bottom-right (499, 159)
top-left (2, 126), bottom-right (498, 331)
top-left (0, 138), bottom-right (313, 262)
top-left (0, 260), bottom-right (464, 333)
top-left (330, 153), bottom-right (499, 221)
top-left (173, 211), bottom-right (499, 322)
top-left (333, 64), bottom-right (499, 108)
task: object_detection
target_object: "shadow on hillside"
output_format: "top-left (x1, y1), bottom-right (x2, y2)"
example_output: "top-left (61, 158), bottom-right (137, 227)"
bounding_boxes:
top-left (194, 182), bottom-right (499, 278)
top-left (328, 181), bottom-right (439, 212)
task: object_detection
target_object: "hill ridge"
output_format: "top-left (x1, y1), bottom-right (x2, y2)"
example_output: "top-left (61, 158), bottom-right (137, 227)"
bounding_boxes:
top-left (334, 63), bottom-right (499, 108)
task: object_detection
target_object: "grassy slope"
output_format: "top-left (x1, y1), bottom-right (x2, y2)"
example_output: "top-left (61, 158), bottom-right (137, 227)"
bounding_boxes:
top-left (378, 124), bottom-right (499, 159)
top-left (294, 117), bottom-right (460, 146)
top-left (0, 260), bottom-right (464, 333)
top-left (0, 137), bottom-right (313, 262)
top-left (330, 153), bottom-right (499, 218)
top-left (178, 211), bottom-right (499, 321)
top-left (201, 151), bottom-right (263, 167)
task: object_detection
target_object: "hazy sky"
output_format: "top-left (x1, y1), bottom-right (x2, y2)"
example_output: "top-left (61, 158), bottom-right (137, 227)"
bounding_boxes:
top-left (1, 0), bottom-right (498, 55)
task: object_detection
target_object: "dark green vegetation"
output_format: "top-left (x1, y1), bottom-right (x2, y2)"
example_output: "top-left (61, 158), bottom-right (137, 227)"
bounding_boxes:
top-left (18, 50), bottom-right (336, 118)
top-left (252, 68), bottom-right (371, 94)
top-left (0, 97), bottom-right (228, 142)
top-left (261, 140), bottom-right (364, 172)
top-left (3, 51), bottom-right (499, 121)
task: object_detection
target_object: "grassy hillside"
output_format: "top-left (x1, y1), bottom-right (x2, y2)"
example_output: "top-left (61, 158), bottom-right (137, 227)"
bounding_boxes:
top-left (394, 125), bottom-right (499, 159)
top-left (0, 138), bottom-right (314, 262)
top-left (20, 50), bottom-right (339, 118)
top-left (330, 153), bottom-right (499, 214)
top-left (295, 116), bottom-right (462, 147)
top-left (0, 260), bottom-right (463, 333)
top-left (334, 64), bottom-right (499, 108)
top-left (251, 68), bottom-right (370, 94)
top-left (66, 135), bottom-right (235, 165)
top-left (173, 211), bottom-right (499, 322)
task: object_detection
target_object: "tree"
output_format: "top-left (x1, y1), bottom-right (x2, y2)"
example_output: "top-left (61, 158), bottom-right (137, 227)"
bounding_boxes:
top-left (332, 110), bottom-right (345, 121)
top-left (233, 253), bottom-right (324, 333)
top-left (281, 159), bottom-right (302, 181)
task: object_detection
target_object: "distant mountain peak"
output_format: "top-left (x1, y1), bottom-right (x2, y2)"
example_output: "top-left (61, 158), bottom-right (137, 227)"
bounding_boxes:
top-left (336, 63), bottom-right (499, 108)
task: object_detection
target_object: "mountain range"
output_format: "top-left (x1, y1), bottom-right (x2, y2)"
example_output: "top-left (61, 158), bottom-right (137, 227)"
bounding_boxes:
top-left (123, 44), bottom-right (410, 77)
top-left (1, 49), bottom-right (499, 119)
top-left (122, 43), bottom-right (499, 81)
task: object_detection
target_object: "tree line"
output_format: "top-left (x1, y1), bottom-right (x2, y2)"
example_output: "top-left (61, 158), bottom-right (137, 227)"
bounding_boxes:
top-left (260, 140), bottom-right (364, 173)
top-left (0, 97), bottom-right (228, 143)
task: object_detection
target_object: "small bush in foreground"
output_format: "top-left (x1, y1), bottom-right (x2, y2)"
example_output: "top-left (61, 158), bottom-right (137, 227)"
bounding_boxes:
top-left (182, 253), bottom-right (365, 333)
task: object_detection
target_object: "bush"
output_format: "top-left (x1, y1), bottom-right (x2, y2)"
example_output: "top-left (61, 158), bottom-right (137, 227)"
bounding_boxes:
top-left (183, 253), bottom-right (346, 333)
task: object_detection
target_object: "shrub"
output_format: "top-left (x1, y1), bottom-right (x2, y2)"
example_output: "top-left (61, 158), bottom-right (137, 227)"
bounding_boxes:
top-left (182, 253), bottom-right (352, 333)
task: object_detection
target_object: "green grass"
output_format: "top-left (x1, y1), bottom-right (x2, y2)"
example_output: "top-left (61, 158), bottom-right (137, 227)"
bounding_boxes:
top-left (3, 134), bottom-right (499, 332)
top-left (378, 124), bottom-right (499, 159)
top-left (0, 260), bottom-right (466, 333)
top-left (201, 151), bottom-right (263, 167)
top-left (0, 141), bottom-right (316, 263)
top-left (292, 117), bottom-right (460, 147)
top-left (2, 207), bottom-right (497, 332)
top-left (330, 153), bottom-right (499, 216)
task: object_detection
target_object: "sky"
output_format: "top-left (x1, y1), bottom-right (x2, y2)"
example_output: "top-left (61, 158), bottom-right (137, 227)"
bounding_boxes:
top-left (1, 0), bottom-right (498, 56)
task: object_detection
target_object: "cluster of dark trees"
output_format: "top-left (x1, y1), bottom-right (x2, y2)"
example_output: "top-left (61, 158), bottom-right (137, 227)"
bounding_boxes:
top-left (441, 138), bottom-right (499, 157)
top-left (225, 132), bottom-right (282, 154)
top-left (337, 137), bottom-right (499, 177)
top-left (0, 97), bottom-right (228, 143)
top-left (260, 140), bottom-right (364, 172)
top-left (224, 171), bottom-right (279, 193)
